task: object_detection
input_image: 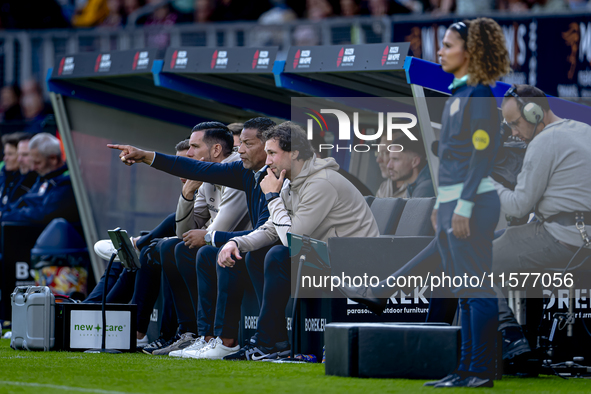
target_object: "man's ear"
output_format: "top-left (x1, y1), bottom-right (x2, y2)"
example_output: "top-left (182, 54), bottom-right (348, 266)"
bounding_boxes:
top-left (291, 150), bottom-right (300, 161)
top-left (50, 154), bottom-right (61, 167)
top-left (411, 154), bottom-right (421, 170)
top-left (212, 143), bottom-right (223, 158)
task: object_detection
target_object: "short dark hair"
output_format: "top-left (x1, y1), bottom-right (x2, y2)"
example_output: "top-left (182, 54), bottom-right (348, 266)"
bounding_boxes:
top-left (192, 121), bottom-right (228, 133)
top-left (227, 123), bottom-right (244, 135)
top-left (502, 84), bottom-right (550, 112)
top-left (175, 139), bottom-right (190, 152)
top-left (2, 132), bottom-right (29, 148)
top-left (263, 121), bottom-right (314, 161)
top-left (17, 132), bottom-right (33, 142)
top-left (243, 117), bottom-right (276, 141)
top-left (191, 122), bottom-right (234, 157)
top-left (202, 128), bottom-right (234, 157)
top-left (391, 135), bottom-right (427, 169)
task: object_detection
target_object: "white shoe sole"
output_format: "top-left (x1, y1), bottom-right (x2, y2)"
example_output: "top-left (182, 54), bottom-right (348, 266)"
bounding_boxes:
top-left (199, 347), bottom-right (240, 360)
top-left (169, 350), bottom-right (184, 357)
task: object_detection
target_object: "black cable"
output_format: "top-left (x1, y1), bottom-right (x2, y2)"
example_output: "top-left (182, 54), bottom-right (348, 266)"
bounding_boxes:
top-left (537, 244), bottom-right (586, 333)
top-left (535, 244), bottom-right (589, 378)
top-left (542, 361), bottom-right (569, 380)
top-left (581, 313), bottom-right (591, 338)
top-left (289, 254), bottom-right (306, 360)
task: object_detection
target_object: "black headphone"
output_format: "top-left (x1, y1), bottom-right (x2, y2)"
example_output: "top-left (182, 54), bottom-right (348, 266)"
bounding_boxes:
top-left (503, 86), bottom-right (544, 125)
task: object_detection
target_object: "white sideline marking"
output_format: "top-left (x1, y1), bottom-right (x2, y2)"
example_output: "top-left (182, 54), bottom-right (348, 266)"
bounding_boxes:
top-left (0, 381), bottom-right (141, 394)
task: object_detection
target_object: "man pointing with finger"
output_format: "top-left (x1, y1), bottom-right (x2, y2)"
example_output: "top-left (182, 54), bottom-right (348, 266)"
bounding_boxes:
top-left (109, 117), bottom-right (275, 359)
top-left (219, 121), bottom-right (379, 361)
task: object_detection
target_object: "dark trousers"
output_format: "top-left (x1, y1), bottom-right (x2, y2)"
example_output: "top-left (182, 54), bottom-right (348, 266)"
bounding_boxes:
top-left (491, 221), bottom-right (580, 330)
top-left (132, 247), bottom-right (165, 335)
top-left (377, 228), bottom-right (507, 325)
top-left (83, 261), bottom-right (135, 304)
top-left (245, 244), bottom-right (291, 346)
top-left (196, 245), bottom-right (248, 338)
top-left (436, 191), bottom-right (500, 378)
top-left (136, 213), bottom-right (177, 250)
top-left (160, 238), bottom-right (199, 334)
top-left (84, 213), bottom-right (177, 336)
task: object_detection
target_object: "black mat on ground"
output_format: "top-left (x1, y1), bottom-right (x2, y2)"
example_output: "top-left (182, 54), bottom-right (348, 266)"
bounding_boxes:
top-left (325, 322), bottom-right (460, 379)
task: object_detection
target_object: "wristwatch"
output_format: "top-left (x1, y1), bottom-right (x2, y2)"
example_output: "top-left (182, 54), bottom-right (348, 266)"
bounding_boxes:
top-left (204, 231), bottom-right (214, 246)
top-left (265, 192), bottom-right (280, 202)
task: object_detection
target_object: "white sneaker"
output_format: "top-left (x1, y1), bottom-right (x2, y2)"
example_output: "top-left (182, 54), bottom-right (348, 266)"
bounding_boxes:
top-left (94, 239), bottom-right (120, 262)
top-left (169, 336), bottom-right (207, 358)
top-left (184, 337), bottom-right (216, 359)
top-left (137, 335), bottom-right (149, 348)
top-left (197, 337), bottom-right (240, 360)
top-left (94, 237), bottom-right (140, 262)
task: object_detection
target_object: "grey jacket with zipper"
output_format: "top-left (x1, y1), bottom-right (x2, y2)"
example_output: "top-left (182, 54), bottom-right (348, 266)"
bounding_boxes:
top-left (232, 155), bottom-right (379, 252)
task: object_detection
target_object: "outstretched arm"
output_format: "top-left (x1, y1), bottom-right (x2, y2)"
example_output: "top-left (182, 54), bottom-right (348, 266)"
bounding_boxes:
top-left (107, 144), bottom-right (155, 166)
top-left (108, 145), bottom-right (246, 190)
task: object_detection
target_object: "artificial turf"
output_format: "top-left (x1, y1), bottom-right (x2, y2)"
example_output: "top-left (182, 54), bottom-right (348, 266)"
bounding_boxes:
top-left (0, 338), bottom-right (589, 393)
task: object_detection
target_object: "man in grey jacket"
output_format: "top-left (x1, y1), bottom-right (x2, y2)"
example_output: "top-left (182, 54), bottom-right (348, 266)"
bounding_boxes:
top-left (219, 121), bottom-right (380, 361)
top-left (340, 85), bottom-right (591, 362)
top-left (492, 84), bottom-right (591, 357)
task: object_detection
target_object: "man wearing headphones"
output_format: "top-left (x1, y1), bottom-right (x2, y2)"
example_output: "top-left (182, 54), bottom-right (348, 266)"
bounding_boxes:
top-left (493, 84), bottom-right (591, 358)
top-left (342, 83), bottom-right (591, 364)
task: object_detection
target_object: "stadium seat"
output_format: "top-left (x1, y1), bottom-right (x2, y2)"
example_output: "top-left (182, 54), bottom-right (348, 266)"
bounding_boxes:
top-left (370, 198), bottom-right (407, 235)
top-left (394, 197), bottom-right (436, 236)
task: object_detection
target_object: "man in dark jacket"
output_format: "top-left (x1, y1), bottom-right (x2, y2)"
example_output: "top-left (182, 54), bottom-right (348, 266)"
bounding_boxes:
top-left (1, 133), bottom-right (79, 224)
top-left (387, 136), bottom-right (435, 198)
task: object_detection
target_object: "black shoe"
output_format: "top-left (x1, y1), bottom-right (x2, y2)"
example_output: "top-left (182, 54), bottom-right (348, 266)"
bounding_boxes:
top-left (503, 337), bottom-right (531, 360)
top-left (424, 373), bottom-right (462, 387)
top-left (435, 376), bottom-right (493, 388)
top-left (223, 339), bottom-right (291, 361)
top-left (142, 333), bottom-right (179, 355)
top-left (338, 285), bottom-right (387, 316)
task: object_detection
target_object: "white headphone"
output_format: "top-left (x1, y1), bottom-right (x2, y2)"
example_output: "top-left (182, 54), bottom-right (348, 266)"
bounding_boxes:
top-left (504, 86), bottom-right (544, 125)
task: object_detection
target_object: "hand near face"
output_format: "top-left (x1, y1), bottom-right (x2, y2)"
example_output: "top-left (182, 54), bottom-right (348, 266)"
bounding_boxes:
top-left (182, 180), bottom-right (203, 200)
top-left (260, 168), bottom-right (285, 194)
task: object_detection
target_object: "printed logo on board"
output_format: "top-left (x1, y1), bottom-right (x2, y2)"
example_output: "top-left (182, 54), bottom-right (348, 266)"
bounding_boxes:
top-left (293, 50), bottom-right (312, 69)
top-left (133, 51), bottom-right (150, 70)
top-left (252, 50), bottom-right (271, 69)
top-left (337, 47), bottom-right (355, 67)
top-left (382, 46), bottom-right (401, 66)
top-left (95, 54), bottom-right (112, 73)
top-left (171, 50), bottom-right (188, 69)
top-left (211, 50), bottom-right (228, 69)
top-left (58, 57), bottom-right (75, 76)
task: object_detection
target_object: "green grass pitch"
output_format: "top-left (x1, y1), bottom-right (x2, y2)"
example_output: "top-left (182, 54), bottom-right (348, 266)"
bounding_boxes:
top-left (1, 339), bottom-right (590, 393)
